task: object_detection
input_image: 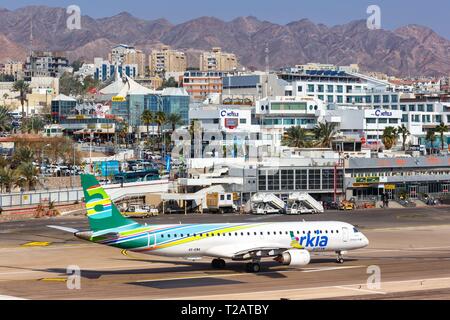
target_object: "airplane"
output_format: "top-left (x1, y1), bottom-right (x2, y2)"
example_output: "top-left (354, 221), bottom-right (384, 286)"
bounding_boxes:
top-left (49, 174), bottom-right (369, 273)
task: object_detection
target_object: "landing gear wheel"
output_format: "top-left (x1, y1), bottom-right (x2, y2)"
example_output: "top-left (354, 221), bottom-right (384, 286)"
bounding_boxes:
top-left (212, 259), bottom-right (226, 269)
top-left (336, 251), bottom-right (344, 264)
top-left (245, 262), bottom-right (261, 273)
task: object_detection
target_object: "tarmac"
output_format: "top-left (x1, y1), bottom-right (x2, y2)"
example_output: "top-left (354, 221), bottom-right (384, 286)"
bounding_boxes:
top-left (1, 207), bottom-right (450, 300)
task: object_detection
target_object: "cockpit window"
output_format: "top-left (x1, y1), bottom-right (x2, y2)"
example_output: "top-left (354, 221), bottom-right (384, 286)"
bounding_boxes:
top-left (353, 227), bottom-right (360, 233)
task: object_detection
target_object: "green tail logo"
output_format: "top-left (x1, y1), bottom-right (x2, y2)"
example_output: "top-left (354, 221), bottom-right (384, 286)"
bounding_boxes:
top-left (81, 174), bottom-right (136, 232)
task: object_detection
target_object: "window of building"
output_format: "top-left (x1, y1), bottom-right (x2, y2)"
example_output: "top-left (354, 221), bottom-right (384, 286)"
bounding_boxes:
top-left (409, 105), bottom-right (416, 112)
top-left (366, 118), bottom-right (377, 124)
top-left (378, 118), bottom-right (388, 124)
top-left (418, 105), bottom-right (425, 112)
top-left (336, 85), bottom-right (343, 93)
top-left (427, 104), bottom-right (434, 112)
top-left (383, 95), bottom-right (390, 103)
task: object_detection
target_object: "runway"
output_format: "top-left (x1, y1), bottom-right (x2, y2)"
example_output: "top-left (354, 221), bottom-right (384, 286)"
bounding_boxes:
top-left (1, 207), bottom-right (450, 300)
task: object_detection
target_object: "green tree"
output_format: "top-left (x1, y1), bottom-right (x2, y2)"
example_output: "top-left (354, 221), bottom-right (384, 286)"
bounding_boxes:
top-left (435, 122), bottom-right (448, 151)
top-left (15, 162), bottom-right (39, 191)
top-left (0, 166), bottom-right (16, 192)
top-left (141, 109), bottom-right (155, 141)
top-left (20, 116), bottom-right (45, 134)
top-left (59, 72), bottom-right (84, 97)
top-left (155, 111), bottom-right (167, 152)
top-left (313, 121), bottom-right (338, 148)
top-left (397, 124), bottom-right (410, 151)
top-left (158, 77), bottom-right (178, 89)
top-left (0, 105), bottom-right (12, 132)
top-left (382, 126), bottom-right (399, 150)
top-left (12, 146), bottom-right (35, 167)
top-left (167, 113), bottom-right (183, 132)
top-left (12, 80), bottom-right (30, 117)
top-left (426, 129), bottom-right (436, 154)
top-left (282, 126), bottom-right (314, 148)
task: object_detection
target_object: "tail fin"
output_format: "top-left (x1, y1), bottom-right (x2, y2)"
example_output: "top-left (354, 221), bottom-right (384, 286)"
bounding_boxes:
top-left (80, 174), bottom-right (136, 232)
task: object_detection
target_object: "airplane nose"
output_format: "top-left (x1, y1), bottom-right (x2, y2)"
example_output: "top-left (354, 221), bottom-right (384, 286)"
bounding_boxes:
top-left (363, 235), bottom-right (370, 247)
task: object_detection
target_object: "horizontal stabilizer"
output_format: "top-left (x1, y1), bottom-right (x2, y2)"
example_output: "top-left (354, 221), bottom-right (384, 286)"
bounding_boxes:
top-left (47, 225), bottom-right (79, 234)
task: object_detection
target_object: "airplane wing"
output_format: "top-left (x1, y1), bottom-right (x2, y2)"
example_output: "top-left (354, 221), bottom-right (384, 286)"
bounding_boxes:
top-left (205, 243), bottom-right (293, 260)
top-left (232, 246), bottom-right (291, 260)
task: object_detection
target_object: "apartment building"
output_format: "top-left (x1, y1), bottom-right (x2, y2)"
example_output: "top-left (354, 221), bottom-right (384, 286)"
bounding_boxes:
top-left (94, 58), bottom-right (138, 81)
top-left (24, 51), bottom-right (71, 80)
top-left (149, 46), bottom-right (187, 75)
top-left (109, 44), bottom-right (146, 77)
top-left (181, 71), bottom-right (225, 101)
top-left (0, 61), bottom-right (23, 78)
top-left (200, 47), bottom-right (238, 72)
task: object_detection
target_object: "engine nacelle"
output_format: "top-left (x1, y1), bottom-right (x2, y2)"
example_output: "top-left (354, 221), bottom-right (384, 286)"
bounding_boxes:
top-left (277, 249), bottom-right (311, 267)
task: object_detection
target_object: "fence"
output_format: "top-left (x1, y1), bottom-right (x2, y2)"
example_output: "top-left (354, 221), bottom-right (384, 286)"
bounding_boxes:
top-left (0, 188), bottom-right (84, 208)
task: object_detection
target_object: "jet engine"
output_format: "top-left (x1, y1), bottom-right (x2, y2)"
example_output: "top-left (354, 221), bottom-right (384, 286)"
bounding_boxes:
top-left (275, 249), bottom-right (311, 267)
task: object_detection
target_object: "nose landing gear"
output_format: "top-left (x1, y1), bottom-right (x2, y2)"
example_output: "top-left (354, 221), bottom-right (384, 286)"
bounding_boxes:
top-left (336, 251), bottom-right (344, 264)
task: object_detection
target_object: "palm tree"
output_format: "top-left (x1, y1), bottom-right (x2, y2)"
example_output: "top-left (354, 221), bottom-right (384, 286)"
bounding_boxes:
top-left (167, 113), bottom-right (183, 132)
top-left (313, 121), bottom-right (338, 148)
top-left (397, 124), bottom-right (410, 151)
top-left (282, 126), bottom-right (314, 148)
top-left (13, 146), bottom-right (35, 167)
top-left (141, 109), bottom-right (154, 141)
top-left (13, 80), bottom-right (30, 118)
top-left (16, 162), bottom-right (39, 191)
top-left (426, 129), bottom-right (437, 154)
top-left (435, 122), bottom-right (448, 151)
top-left (155, 111), bottom-right (167, 152)
top-left (0, 105), bottom-right (12, 133)
top-left (382, 126), bottom-right (399, 150)
top-left (0, 166), bottom-right (16, 192)
top-left (20, 116), bottom-right (45, 134)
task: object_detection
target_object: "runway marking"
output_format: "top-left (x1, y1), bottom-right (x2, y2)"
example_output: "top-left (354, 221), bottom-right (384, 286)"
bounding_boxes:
top-left (302, 266), bottom-right (365, 273)
top-left (167, 276), bottom-right (450, 300)
top-left (135, 266), bottom-right (366, 284)
top-left (21, 242), bottom-right (52, 247)
top-left (0, 295), bottom-right (27, 300)
top-left (353, 246), bottom-right (450, 254)
top-left (334, 285), bottom-right (386, 295)
top-left (40, 278), bottom-right (68, 282)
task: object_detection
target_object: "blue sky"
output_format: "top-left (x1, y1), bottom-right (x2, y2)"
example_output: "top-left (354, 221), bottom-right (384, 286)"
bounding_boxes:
top-left (2, 0), bottom-right (450, 38)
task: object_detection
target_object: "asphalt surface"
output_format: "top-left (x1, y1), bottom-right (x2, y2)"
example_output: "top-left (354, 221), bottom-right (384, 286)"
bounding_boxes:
top-left (1, 206), bottom-right (450, 300)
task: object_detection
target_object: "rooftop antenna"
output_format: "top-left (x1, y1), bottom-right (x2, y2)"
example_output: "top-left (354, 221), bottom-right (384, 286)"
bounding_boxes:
top-left (264, 43), bottom-right (270, 98)
top-left (29, 17), bottom-right (34, 56)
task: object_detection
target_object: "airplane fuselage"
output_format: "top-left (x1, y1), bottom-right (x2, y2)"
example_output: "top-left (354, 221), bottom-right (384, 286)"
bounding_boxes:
top-left (89, 221), bottom-right (369, 260)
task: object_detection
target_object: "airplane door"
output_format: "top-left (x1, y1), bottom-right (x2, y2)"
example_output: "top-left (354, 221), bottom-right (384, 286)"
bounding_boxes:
top-left (342, 227), bottom-right (349, 243)
top-left (148, 233), bottom-right (157, 249)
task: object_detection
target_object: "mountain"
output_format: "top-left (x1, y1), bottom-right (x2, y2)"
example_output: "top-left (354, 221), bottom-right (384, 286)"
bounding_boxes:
top-left (1, 5), bottom-right (450, 77)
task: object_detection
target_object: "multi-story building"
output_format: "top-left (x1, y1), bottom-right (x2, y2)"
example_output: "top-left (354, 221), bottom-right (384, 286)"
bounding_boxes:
top-left (200, 47), bottom-right (238, 72)
top-left (149, 46), bottom-right (187, 76)
top-left (109, 45), bottom-right (146, 78)
top-left (181, 71), bottom-right (225, 101)
top-left (256, 96), bottom-right (326, 130)
top-left (24, 51), bottom-right (70, 80)
top-left (222, 73), bottom-right (287, 103)
top-left (0, 61), bottom-right (23, 79)
top-left (94, 58), bottom-right (138, 81)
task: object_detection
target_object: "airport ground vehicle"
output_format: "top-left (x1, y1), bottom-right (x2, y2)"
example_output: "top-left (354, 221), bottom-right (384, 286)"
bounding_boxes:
top-left (121, 204), bottom-right (159, 218)
top-left (286, 193), bottom-right (324, 215)
top-left (340, 200), bottom-right (356, 211)
top-left (206, 192), bottom-right (238, 213)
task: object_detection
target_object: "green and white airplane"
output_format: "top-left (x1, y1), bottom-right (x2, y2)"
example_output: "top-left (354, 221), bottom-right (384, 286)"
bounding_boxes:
top-left (49, 174), bottom-right (369, 273)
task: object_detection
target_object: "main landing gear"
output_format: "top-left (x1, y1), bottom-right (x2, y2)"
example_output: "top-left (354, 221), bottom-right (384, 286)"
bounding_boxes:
top-left (336, 251), bottom-right (344, 264)
top-left (245, 261), bottom-right (261, 273)
top-left (211, 258), bottom-right (226, 269)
